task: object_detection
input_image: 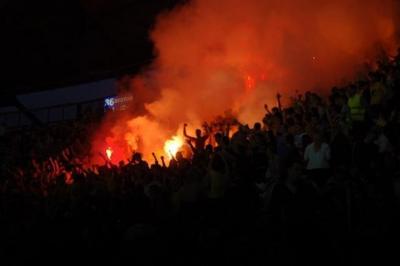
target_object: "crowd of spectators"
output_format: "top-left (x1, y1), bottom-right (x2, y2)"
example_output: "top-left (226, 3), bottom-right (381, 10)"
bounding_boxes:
top-left (1, 54), bottom-right (400, 265)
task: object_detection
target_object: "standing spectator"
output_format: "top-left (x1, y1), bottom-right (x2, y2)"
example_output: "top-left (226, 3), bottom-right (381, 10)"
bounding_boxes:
top-left (304, 131), bottom-right (331, 187)
top-left (183, 123), bottom-right (209, 152)
top-left (348, 85), bottom-right (366, 123)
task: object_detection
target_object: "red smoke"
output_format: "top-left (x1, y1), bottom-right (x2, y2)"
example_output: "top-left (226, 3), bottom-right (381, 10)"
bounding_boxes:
top-left (91, 0), bottom-right (399, 164)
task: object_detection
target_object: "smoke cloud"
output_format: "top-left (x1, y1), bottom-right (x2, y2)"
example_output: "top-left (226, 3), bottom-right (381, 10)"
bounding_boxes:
top-left (92, 0), bottom-right (399, 163)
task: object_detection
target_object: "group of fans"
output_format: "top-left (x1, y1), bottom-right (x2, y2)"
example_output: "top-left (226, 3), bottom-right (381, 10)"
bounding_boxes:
top-left (1, 53), bottom-right (400, 265)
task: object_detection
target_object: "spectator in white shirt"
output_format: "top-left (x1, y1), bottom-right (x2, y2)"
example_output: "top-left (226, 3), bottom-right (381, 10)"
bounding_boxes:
top-left (304, 131), bottom-right (331, 187)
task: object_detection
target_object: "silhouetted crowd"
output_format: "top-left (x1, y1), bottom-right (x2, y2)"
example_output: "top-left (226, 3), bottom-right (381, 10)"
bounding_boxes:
top-left (1, 54), bottom-right (400, 265)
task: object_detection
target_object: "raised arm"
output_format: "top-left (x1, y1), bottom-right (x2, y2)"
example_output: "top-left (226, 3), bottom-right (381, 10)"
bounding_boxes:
top-left (183, 123), bottom-right (195, 140)
top-left (186, 139), bottom-right (196, 153)
top-left (276, 93), bottom-right (282, 112)
top-left (152, 152), bottom-right (159, 165)
top-left (264, 104), bottom-right (272, 115)
top-left (183, 123), bottom-right (189, 138)
top-left (160, 156), bottom-right (166, 168)
top-left (202, 122), bottom-right (211, 141)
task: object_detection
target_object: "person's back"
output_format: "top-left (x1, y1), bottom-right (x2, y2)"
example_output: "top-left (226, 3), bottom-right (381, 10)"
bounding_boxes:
top-left (348, 91), bottom-right (365, 122)
top-left (304, 142), bottom-right (330, 170)
top-left (304, 132), bottom-right (331, 188)
top-left (194, 134), bottom-right (208, 151)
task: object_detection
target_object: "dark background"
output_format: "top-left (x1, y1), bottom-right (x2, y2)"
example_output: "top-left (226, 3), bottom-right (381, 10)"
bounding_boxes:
top-left (0, 0), bottom-right (184, 104)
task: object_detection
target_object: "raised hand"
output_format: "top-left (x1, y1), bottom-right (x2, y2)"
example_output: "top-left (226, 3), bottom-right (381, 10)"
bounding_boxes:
top-left (160, 156), bottom-right (166, 167)
top-left (152, 152), bottom-right (159, 165)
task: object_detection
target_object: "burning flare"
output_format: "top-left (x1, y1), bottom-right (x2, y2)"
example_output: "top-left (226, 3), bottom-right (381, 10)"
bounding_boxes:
top-left (106, 147), bottom-right (113, 160)
top-left (164, 136), bottom-right (184, 159)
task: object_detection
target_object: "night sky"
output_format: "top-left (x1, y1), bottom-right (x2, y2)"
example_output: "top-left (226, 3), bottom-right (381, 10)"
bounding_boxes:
top-left (0, 0), bottom-right (182, 104)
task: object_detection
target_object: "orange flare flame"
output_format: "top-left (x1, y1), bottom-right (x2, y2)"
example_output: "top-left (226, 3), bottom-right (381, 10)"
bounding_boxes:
top-left (164, 136), bottom-right (184, 159)
top-left (106, 147), bottom-right (113, 160)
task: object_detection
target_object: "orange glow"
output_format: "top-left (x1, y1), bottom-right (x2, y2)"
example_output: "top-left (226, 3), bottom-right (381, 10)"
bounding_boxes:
top-left (91, 0), bottom-right (400, 164)
top-left (246, 75), bottom-right (256, 91)
top-left (164, 136), bottom-right (184, 159)
top-left (106, 147), bottom-right (113, 160)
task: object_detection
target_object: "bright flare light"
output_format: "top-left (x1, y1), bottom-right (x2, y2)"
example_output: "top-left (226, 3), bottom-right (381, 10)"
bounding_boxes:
top-left (106, 147), bottom-right (113, 160)
top-left (164, 136), bottom-right (184, 159)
